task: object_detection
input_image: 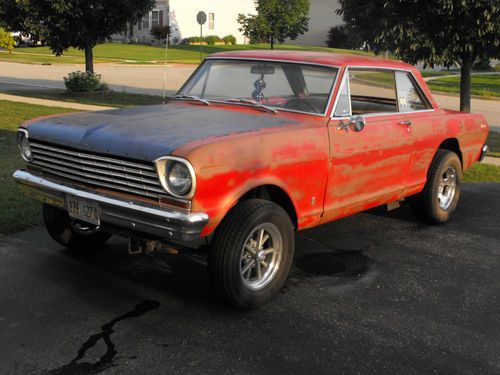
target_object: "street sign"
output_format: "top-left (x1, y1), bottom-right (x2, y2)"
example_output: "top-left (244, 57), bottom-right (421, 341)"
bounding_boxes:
top-left (197, 11), bottom-right (207, 26)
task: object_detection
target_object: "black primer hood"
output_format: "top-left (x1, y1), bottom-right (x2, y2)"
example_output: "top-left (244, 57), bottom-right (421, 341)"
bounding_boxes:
top-left (24, 103), bottom-right (296, 162)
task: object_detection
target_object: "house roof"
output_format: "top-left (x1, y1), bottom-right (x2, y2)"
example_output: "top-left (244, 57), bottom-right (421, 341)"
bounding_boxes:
top-left (208, 50), bottom-right (416, 71)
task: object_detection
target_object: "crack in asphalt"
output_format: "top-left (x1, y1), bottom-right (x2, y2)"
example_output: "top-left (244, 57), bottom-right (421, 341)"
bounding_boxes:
top-left (41, 300), bottom-right (160, 375)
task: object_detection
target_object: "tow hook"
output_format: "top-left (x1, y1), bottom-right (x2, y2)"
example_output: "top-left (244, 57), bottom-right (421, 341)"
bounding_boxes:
top-left (128, 237), bottom-right (160, 255)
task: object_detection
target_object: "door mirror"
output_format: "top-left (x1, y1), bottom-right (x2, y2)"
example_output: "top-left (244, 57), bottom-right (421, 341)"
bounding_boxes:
top-left (349, 116), bottom-right (366, 132)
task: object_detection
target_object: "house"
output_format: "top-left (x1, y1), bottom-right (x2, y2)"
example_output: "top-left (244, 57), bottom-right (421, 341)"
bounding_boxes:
top-left (112, 0), bottom-right (255, 45)
top-left (112, 0), bottom-right (342, 46)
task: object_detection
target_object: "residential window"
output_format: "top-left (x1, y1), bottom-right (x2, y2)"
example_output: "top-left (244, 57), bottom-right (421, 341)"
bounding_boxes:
top-left (152, 11), bottom-right (160, 27)
top-left (208, 13), bottom-right (215, 30)
top-left (141, 14), bottom-right (150, 30)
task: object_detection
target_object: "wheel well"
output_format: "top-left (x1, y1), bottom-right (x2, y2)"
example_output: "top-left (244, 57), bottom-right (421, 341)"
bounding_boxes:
top-left (240, 185), bottom-right (298, 230)
top-left (438, 138), bottom-right (463, 167)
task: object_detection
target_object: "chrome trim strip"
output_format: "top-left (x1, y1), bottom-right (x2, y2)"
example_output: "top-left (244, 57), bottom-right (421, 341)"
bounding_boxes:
top-left (30, 143), bottom-right (156, 171)
top-left (330, 65), bottom-right (435, 118)
top-left (154, 156), bottom-right (197, 199)
top-left (183, 57), bottom-right (341, 118)
top-left (17, 128), bottom-right (32, 162)
top-left (13, 170), bottom-right (208, 240)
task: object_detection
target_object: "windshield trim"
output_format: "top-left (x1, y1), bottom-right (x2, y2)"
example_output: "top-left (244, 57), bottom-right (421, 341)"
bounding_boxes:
top-left (176, 58), bottom-right (341, 117)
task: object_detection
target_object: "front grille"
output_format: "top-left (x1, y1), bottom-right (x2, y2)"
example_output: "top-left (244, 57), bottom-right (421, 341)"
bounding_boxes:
top-left (30, 141), bottom-right (167, 199)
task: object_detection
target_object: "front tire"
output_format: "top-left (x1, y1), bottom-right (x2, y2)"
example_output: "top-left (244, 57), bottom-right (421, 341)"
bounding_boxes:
top-left (409, 149), bottom-right (462, 224)
top-left (208, 199), bottom-right (295, 308)
top-left (43, 204), bottom-right (111, 250)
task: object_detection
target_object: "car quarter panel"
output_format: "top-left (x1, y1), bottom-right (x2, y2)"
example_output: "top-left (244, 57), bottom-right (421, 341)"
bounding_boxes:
top-left (172, 115), bottom-right (330, 236)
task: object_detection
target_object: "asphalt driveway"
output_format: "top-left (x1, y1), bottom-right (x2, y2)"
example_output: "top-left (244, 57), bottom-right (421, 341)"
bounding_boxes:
top-left (1, 183), bottom-right (499, 375)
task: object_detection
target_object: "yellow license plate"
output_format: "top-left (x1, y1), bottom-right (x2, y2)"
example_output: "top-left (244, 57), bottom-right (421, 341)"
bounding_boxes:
top-left (67, 195), bottom-right (100, 225)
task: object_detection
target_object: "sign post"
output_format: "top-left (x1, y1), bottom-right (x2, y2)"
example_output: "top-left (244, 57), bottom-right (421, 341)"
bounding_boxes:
top-left (196, 11), bottom-right (207, 62)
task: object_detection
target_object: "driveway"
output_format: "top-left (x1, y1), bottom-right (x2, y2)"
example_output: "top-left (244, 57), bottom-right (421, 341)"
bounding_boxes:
top-left (1, 183), bottom-right (499, 374)
top-left (0, 61), bottom-right (499, 131)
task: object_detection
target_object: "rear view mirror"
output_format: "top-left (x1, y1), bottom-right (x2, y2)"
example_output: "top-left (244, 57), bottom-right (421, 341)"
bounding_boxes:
top-left (251, 65), bottom-right (275, 75)
top-left (350, 116), bottom-right (366, 132)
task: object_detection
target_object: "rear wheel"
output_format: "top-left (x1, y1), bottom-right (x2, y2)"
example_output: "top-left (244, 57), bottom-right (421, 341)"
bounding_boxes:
top-left (42, 204), bottom-right (111, 250)
top-left (208, 199), bottom-right (295, 308)
top-left (409, 149), bottom-right (462, 224)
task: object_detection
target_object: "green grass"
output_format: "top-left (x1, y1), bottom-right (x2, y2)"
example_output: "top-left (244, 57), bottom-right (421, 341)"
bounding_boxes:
top-left (427, 74), bottom-right (500, 98)
top-left (2, 89), bottom-right (164, 108)
top-left (0, 43), bottom-right (373, 65)
top-left (420, 71), bottom-right (459, 78)
top-left (486, 131), bottom-right (500, 158)
top-left (0, 101), bottom-right (75, 234)
top-left (464, 163), bottom-right (500, 182)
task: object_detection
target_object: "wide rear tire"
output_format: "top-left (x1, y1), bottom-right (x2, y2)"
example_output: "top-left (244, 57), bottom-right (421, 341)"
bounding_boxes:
top-left (409, 149), bottom-right (462, 224)
top-left (208, 199), bottom-right (295, 308)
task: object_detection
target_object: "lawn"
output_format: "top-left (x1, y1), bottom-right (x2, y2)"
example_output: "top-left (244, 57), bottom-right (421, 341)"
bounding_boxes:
top-left (486, 130), bottom-right (500, 158)
top-left (0, 101), bottom-right (75, 234)
top-left (427, 74), bottom-right (500, 98)
top-left (2, 89), bottom-right (164, 108)
top-left (0, 43), bottom-right (373, 65)
top-left (463, 163), bottom-right (500, 183)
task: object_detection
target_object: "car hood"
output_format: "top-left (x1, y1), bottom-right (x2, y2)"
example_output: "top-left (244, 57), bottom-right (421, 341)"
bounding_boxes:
top-left (24, 103), bottom-right (297, 162)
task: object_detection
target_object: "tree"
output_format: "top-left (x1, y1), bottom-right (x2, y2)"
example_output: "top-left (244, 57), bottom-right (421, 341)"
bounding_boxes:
top-left (0, 27), bottom-right (15, 52)
top-left (238, 0), bottom-right (310, 49)
top-left (0, 0), bottom-right (156, 73)
top-left (337, 0), bottom-right (500, 112)
top-left (151, 25), bottom-right (171, 43)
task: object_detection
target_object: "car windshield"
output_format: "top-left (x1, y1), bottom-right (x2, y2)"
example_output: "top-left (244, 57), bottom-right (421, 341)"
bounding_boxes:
top-left (177, 59), bottom-right (339, 115)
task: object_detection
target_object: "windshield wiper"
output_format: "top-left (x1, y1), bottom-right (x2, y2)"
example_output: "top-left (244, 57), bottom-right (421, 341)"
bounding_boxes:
top-left (222, 98), bottom-right (278, 114)
top-left (172, 94), bottom-right (211, 106)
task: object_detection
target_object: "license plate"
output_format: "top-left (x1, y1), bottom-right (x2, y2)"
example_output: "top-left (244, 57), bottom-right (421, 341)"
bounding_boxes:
top-left (67, 195), bottom-right (100, 225)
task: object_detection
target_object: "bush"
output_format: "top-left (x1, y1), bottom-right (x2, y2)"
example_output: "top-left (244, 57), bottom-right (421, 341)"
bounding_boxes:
top-left (223, 35), bottom-right (237, 45)
top-left (63, 71), bottom-right (108, 92)
top-left (150, 25), bottom-right (171, 41)
top-left (0, 28), bottom-right (15, 52)
top-left (326, 25), bottom-right (363, 50)
top-left (205, 35), bottom-right (222, 45)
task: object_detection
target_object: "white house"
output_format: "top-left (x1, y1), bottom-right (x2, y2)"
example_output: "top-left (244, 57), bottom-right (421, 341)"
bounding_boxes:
top-left (112, 0), bottom-right (342, 46)
top-left (112, 0), bottom-right (255, 45)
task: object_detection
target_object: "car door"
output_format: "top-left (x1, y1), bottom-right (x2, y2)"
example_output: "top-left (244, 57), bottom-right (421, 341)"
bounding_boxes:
top-left (322, 67), bottom-right (414, 221)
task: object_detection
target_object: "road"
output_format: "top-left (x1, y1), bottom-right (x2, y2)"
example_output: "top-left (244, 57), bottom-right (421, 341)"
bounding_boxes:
top-left (0, 61), bottom-right (498, 131)
top-left (1, 183), bottom-right (499, 374)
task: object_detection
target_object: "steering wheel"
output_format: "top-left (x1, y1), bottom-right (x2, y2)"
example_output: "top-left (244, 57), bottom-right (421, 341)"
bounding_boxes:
top-left (285, 97), bottom-right (321, 114)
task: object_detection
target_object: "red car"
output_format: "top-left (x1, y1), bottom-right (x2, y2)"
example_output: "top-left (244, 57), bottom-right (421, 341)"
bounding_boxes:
top-left (14, 51), bottom-right (489, 307)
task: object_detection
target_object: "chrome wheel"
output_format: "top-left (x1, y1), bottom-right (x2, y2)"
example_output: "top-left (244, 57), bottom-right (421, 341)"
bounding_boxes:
top-left (437, 166), bottom-right (457, 210)
top-left (240, 223), bottom-right (283, 290)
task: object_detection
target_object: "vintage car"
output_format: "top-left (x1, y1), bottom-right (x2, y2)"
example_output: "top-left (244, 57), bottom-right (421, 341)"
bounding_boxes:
top-left (14, 51), bottom-right (489, 308)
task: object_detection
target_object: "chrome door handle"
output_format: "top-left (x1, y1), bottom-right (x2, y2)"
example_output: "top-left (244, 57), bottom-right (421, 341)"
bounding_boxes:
top-left (398, 120), bottom-right (413, 126)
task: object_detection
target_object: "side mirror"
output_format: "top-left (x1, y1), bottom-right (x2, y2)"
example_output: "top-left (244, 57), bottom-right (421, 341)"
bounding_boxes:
top-left (349, 116), bottom-right (365, 132)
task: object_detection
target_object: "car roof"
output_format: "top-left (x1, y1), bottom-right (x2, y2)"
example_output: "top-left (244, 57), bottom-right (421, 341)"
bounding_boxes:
top-left (209, 50), bottom-right (416, 71)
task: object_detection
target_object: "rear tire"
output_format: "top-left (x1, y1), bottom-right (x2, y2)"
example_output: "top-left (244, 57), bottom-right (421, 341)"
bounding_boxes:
top-left (42, 204), bottom-right (111, 250)
top-left (208, 199), bottom-right (295, 308)
top-left (409, 149), bottom-right (462, 224)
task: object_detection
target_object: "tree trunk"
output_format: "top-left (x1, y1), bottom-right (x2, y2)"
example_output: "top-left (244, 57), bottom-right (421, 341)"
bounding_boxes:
top-left (460, 55), bottom-right (472, 112)
top-left (270, 35), bottom-right (274, 50)
top-left (84, 45), bottom-right (94, 74)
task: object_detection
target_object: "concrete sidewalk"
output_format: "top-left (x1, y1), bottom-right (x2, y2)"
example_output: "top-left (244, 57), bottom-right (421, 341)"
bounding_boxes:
top-left (0, 92), bottom-right (114, 111)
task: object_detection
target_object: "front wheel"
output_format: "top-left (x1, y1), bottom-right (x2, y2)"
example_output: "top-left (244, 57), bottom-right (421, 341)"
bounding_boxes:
top-left (43, 204), bottom-right (112, 250)
top-left (409, 149), bottom-right (462, 224)
top-left (208, 199), bottom-right (295, 308)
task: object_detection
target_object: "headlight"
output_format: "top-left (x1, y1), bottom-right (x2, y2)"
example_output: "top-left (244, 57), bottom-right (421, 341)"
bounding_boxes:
top-left (155, 157), bottom-right (195, 198)
top-left (17, 129), bottom-right (32, 162)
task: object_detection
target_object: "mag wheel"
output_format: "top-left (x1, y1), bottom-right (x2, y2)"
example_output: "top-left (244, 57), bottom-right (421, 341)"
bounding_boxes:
top-left (43, 204), bottom-right (111, 250)
top-left (409, 150), bottom-right (462, 224)
top-left (209, 199), bottom-right (294, 308)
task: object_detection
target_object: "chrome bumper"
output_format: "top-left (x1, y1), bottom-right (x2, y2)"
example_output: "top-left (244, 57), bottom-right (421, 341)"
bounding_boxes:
top-left (479, 145), bottom-right (489, 162)
top-left (13, 170), bottom-right (209, 242)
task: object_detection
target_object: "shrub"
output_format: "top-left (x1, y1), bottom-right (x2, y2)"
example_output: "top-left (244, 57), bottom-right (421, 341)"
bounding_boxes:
top-left (326, 25), bottom-right (363, 50)
top-left (0, 28), bottom-right (15, 52)
top-left (63, 71), bottom-right (108, 92)
top-left (205, 35), bottom-right (222, 45)
top-left (150, 25), bottom-right (171, 41)
top-left (223, 35), bottom-right (237, 45)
